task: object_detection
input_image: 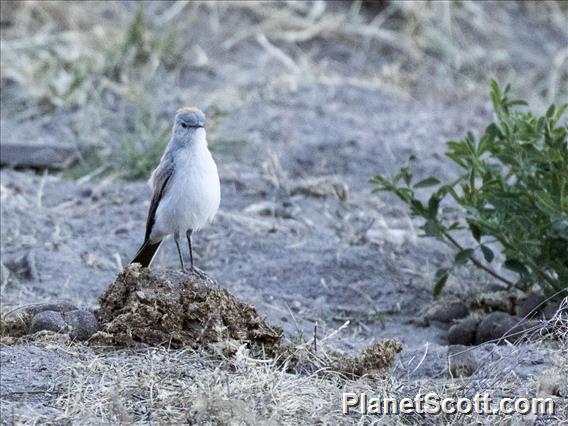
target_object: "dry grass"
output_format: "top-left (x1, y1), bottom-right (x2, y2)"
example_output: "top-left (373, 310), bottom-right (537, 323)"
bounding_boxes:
top-left (53, 346), bottom-right (362, 424)
top-left (3, 1), bottom-right (566, 102)
top-left (1, 1), bottom-right (566, 178)
top-left (216, 0), bottom-right (567, 103)
top-left (2, 324), bottom-right (407, 424)
top-left (3, 305), bottom-right (564, 424)
top-left (55, 344), bottom-right (328, 423)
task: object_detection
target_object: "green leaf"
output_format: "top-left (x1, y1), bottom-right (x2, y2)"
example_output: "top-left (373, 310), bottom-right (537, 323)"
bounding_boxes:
top-left (469, 221), bottom-right (482, 241)
top-left (410, 199), bottom-right (425, 214)
top-left (480, 245), bottom-right (494, 263)
top-left (428, 195), bottom-right (440, 217)
top-left (504, 259), bottom-right (529, 276)
top-left (507, 99), bottom-right (528, 107)
top-left (554, 103), bottom-right (567, 121)
top-left (413, 177), bottom-right (441, 188)
top-left (448, 222), bottom-right (462, 231)
top-left (433, 268), bottom-right (449, 297)
top-left (485, 122), bottom-right (501, 141)
top-left (546, 104), bottom-right (556, 118)
top-left (399, 167), bottom-right (412, 186)
top-left (454, 249), bottom-right (474, 265)
top-left (423, 219), bottom-right (439, 237)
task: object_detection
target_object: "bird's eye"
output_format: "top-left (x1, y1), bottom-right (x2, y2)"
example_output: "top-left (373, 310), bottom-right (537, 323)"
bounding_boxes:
top-left (180, 122), bottom-right (188, 129)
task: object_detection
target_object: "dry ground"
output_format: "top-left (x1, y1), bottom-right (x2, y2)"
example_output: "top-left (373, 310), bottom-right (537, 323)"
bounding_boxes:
top-left (1, 1), bottom-right (567, 424)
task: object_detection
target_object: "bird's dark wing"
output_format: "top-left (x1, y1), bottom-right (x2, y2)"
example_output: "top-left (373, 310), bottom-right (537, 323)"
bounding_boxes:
top-left (144, 157), bottom-right (174, 242)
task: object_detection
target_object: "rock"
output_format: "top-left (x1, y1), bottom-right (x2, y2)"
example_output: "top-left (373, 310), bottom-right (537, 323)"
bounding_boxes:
top-left (1, 302), bottom-right (79, 339)
top-left (29, 311), bottom-right (67, 335)
top-left (541, 302), bottom-right (562, 320)
top-left (475, 312), bottom-right (526, 344)
top-left (0, 142), bottom-right (77, 169)
top-left (515, 292), bottom-right (546, 318)
top-left (63, 310), bottom-right (98, 341)
top-left (448, 344), bottom-right (477, 377)
top-left (537, 368), bottom-right (568, 397)
top-left (424, 300), bottom-right (469, 324)
top-left (78, 187), bottom-right (93, 198)
top-left (447, 316), bottom-right (480, 346)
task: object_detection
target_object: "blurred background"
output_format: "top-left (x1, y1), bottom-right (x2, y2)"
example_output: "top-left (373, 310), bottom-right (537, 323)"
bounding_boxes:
top-left (1, 0), bottom-right (566, 180)
top-left (1, 4), bottom-right (567, 422)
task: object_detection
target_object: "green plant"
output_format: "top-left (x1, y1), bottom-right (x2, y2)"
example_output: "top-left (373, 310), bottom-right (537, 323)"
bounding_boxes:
top-left (104, 9), bottom-right (184, 83)
top-left (371, 81), bottom-right (568, 299)
top-left (65, 99), bottom-right (170, 181)
top-left (115, 106), bottom-right (170, 180)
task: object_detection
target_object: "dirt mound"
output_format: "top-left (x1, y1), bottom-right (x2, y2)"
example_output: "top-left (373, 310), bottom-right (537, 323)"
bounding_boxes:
top-left (1, 265), bottom-right (401, 377)
top-left (95, 265), bottom-right (283, 353)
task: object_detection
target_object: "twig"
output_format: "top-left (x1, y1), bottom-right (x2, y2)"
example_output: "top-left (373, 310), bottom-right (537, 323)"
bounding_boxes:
top-left (313, 322), bottom-right (318, 352)
top-left (442, 231), bottom-right (515, 287)
top-left (255, 33), bottom-right (300, 74)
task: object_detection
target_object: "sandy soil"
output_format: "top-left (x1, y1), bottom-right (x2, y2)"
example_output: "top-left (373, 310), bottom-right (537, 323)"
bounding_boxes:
top-left (1, 84), bottom-right (483, 345)
top-left (2, 83), bottom-right (564, 422)
top-left (1, 2), bottom-right (566, 424)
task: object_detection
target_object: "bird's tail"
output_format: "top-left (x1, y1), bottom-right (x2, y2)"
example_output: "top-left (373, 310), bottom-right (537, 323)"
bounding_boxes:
top-left (131, 240), bottom-right (162, 268)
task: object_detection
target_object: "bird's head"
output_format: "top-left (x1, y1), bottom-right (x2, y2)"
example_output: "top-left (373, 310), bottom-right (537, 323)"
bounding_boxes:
top-left (173, 107), bottom-right (206, 143)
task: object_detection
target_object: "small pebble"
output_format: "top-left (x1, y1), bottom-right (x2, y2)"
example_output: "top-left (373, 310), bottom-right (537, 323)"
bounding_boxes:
top-left (447, 316), bottom-right (480, 346)
top-left (448, 344), bottom-right (477, 378)
top-left (424, 300), bottom-right (469, 324)
top-left (29, 311), bottom-right (67, 334)
top-left (515, 292), bottom-right (545, 318)
top-left (542, 302), bottom-right (562, 320)
top-left (114, 226), bottom-right (129, 235)
top-left (475, 312), bottom-right (525, 344)
top-left (79, 187), bottom-right (93, 198)
top-left (63, 310), bottom-right (98, 341)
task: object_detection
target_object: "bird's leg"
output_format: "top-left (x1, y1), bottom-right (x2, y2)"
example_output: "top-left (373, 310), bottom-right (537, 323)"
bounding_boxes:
top-left (186, 229), bottom-right (194, 271)
top-left (186, 230), bottom-right (206, 277)
top-left (174, 232), bottom-right (186, 273)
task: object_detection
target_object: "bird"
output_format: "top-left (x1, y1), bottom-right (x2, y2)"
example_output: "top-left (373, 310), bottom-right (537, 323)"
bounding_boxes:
top-left (131, 106), bottom-right (220, 273)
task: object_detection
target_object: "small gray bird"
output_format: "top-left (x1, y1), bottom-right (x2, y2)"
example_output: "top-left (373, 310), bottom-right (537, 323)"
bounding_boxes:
top-left (131, 107), bottom-right (220, 273)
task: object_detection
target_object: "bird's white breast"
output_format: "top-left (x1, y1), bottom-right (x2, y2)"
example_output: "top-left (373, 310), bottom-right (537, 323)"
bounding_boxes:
top-left (152, 137), bottom-right (220, 240)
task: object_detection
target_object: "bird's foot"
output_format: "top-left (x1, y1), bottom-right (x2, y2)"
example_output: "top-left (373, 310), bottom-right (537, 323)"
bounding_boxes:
top-left (190, 266), bottom-right (207, 279)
